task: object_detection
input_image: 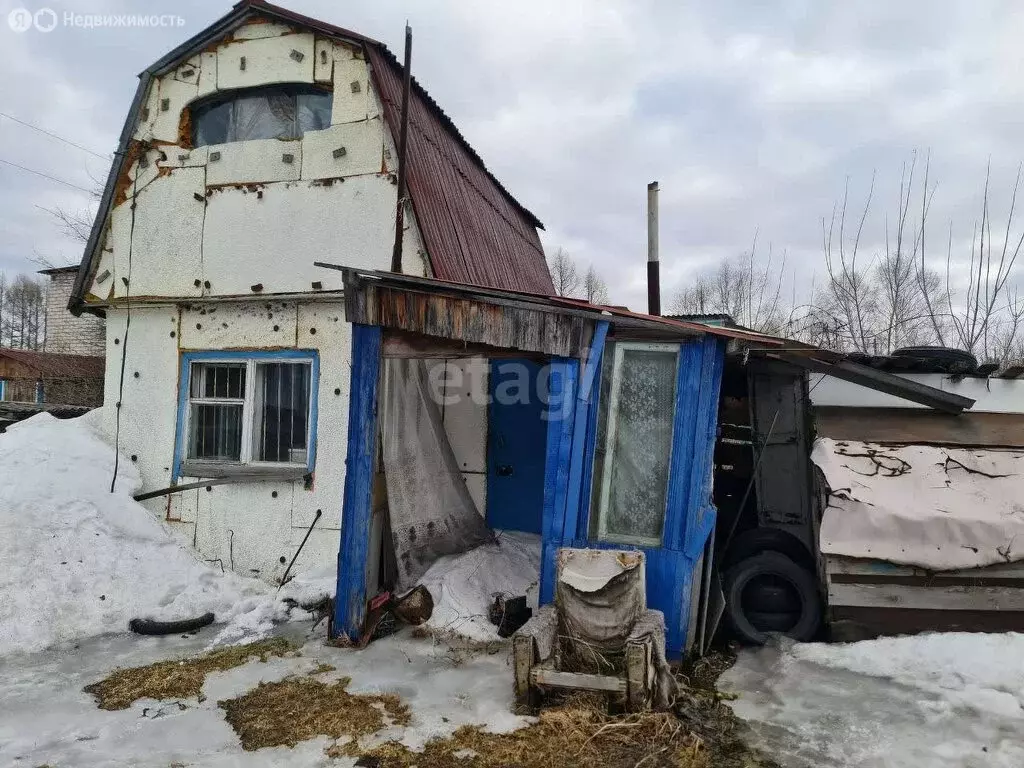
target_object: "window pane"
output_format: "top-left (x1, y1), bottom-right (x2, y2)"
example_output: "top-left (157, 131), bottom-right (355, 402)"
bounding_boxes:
top-left (592, 346), bottom-right (678, 544)
top-left (297, 91), bottom-right (332, 134)
top-left (252, 362), bottom-right (311, 463)
top-left (194, 100), bottom-right (232, 147)
top-left (190, 363), bottom-right (246, 399)
top-left (188, 403), bottom-right (243, 461)
top-left (233, 91), bottom-right (296, 141)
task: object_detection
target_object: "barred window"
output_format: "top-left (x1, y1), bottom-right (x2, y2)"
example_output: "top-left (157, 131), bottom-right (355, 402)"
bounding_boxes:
top-left (184, 356), bottom-right (314, 471)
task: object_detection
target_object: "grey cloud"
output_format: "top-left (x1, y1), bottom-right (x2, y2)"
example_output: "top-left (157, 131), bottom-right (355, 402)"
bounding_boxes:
top-left (1, 0), bottom-right (1022, 309)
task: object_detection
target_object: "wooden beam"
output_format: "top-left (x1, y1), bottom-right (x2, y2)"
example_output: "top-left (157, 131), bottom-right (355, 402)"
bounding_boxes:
top-left (829, 582), bottom-right (1024, 612)
top-left (531, 668), bottom-right (627, 693)
top-left (774, 353), bottom-right (975, 413)
top-left (814, 407), bottom-right (1024, 448)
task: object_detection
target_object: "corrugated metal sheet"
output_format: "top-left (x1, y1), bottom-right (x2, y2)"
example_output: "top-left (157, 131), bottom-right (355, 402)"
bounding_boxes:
top-left (367, 45), bottom-right (555, 296)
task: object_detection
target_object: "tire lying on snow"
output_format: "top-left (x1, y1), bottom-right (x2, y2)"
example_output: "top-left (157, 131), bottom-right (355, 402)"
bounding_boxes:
top-left (129, 612), bottom-right (215, 636)
top-left (724, 552), bottom-right (821, 645)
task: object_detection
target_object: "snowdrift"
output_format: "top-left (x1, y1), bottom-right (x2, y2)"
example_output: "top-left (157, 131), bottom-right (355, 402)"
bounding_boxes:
top-left (0, 412), bottom-right (329, 657)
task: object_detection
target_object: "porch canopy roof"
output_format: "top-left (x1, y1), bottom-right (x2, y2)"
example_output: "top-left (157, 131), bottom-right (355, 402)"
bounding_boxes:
top-left (321, 266), bottom-right (975, 414)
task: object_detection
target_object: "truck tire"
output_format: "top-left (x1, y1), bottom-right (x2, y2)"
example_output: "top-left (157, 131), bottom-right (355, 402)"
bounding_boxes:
top-left (892, 346), bottom-right (977, 370)
top-left (723, 527), bottom-right (814, 572)
top-left (724, 552), bottom-right (821, 645)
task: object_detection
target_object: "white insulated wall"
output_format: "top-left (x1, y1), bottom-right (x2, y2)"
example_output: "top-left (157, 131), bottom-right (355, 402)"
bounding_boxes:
top-left (102, 301), bottom-right (351, 582)
top-left (83, 18), bottom-right (437, 583)
top-left (85, 21), bottom-right (428, 306)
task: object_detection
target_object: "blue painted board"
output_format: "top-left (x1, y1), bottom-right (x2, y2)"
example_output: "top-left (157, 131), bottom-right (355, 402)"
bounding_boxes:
top-left (486, 358), bottom-right (548, 534)
top-left (333, 324), bottom-right (382, 640)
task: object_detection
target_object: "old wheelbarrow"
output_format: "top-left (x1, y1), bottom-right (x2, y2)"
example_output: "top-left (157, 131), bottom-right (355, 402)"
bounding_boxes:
top-left (512, 548), bottom-right (677, 712)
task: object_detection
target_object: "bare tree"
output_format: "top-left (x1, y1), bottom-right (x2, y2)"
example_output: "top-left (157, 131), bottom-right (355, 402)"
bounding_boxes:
top-left (548, 247), bottom-right (581, 298)
top-left (583, 266), bottom-right (609, 304)
top-left (670, 236), bottom-right (791, 334)
top-left (0, 274), bottom-right (45, 349)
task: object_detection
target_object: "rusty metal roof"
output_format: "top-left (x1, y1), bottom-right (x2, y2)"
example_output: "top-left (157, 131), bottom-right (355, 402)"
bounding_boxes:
top-left (367, 45), bottom-right (553, 294)
top-left (69, 0), bottom-right (552, 312)
top-left (0, 349), bottom-right (105, 378)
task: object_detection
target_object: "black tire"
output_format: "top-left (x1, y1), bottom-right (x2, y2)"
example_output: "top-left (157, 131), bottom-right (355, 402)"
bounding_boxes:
top-left (744, 583), bottom-right (802, 613)
top-left (747, 610), bottom-right (801, 633)
top-left (724, 552), bottom-right (821, 645)
top-left (723, 527), bottom-right (814, 572)
top-left (129, 612), bottom-right (215, 636)
top-left (892, 346), bottom-right (978, 369)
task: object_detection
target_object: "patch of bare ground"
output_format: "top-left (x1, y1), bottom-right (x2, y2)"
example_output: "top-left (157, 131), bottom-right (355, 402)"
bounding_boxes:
top-left (218, 676), bottom-right (410, 751)
top-left (83, 637), bottom-right (296, 710)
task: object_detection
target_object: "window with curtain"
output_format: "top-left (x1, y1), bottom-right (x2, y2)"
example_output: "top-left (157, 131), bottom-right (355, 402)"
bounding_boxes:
top-left (183, 356), bottom-right (315, 471)
top-left (590, 342), bottom-right (679, 547)
top-left (192, 86), bottom-right (333, 147)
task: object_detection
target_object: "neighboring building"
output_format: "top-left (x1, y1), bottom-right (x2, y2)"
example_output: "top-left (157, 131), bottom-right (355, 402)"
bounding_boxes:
top-left (39, 266), bottom-right (105, 356)
top-left (0, 349), bottom-right (105, 432)
top-left (68, 0), bottom-right (554, 583)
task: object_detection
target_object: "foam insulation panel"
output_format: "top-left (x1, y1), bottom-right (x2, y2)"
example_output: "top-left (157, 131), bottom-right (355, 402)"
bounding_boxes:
top-left (196, 51), bottom-right (218, 99)
top-left (152, 76), bottom-right (199, 144)
top-left (102, 307), bottom-right (182, 500)
top-left (292, 302), bottom-right (349, 530)
top-left (201, 176), bottom-right (394, 294)
top-left (314, 38), bottom-right (334, 83)
top-left (205, 138), bottom-right (302, 185)
top-left (178, 301), bottom-right (298, 349)
top-left (300, 119), bottom-right (385, 180)
top-left (133, 82), bottom-right (161, 141)
top-left (158, 145), bottom-right (209, 170)
top-left (216, 32), bottom-right (315, 90)
top-left (110, 168), bottom-right (206, 299)
top-left (332, 55), bottom-right (370, 124)
top-left (173, 56), bottom-right (201, 86)
top-left (233, 20), bottom-right (296, 39)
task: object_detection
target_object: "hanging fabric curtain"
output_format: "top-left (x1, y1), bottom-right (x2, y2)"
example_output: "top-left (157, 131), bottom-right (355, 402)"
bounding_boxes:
top-left (381, 358), bottom-right (494, 589)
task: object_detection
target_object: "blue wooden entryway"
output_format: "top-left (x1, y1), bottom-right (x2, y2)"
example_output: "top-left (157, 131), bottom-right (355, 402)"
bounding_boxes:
top-left (486, 359), bottom-right (546, 534)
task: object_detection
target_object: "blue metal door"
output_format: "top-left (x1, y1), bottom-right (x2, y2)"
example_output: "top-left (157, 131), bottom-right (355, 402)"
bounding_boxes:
top-left (487, 359), bottom-right (546, 534)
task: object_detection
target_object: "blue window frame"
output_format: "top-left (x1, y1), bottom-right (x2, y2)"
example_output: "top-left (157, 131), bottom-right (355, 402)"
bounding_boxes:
top-left (173, 349), bottom-right (320, 479)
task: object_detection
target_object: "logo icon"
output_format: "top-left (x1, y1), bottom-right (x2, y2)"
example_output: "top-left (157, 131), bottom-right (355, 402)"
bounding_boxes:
top-left (8, 7), bottom-right (33, 32)
top-left (34, 8), bottom-right (56, 32)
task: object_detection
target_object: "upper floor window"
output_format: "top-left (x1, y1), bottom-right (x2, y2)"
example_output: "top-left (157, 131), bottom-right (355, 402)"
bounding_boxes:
top-left (192, 85), bottom-right (333, 147)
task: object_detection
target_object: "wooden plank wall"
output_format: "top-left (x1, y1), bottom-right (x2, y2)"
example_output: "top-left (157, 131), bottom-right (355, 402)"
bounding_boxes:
top-left (333, 323), bottom-right (382, 641)
top-left (826, 555), bottom-right (1024, 638)
top-left (540, 335), bottom-right (726, 656)
top-left (815, 406), bottom-right (1024, 448)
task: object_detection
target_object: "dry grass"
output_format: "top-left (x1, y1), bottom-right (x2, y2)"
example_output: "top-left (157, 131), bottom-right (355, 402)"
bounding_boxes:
top-left (83, 638), bottom-right (295, 711)
top-left (218, 676), bottom-right (411, 751)
top-left (328, 693), bottom-right (710, 768)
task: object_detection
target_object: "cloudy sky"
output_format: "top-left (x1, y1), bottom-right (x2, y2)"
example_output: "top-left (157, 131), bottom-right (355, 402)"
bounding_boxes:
top-left (1, 0), bottom-right (1023, 311)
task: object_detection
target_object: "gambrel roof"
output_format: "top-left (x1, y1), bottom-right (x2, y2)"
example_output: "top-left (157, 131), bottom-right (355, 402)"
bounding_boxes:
top-left (70, 0), bottom-right (554, 313)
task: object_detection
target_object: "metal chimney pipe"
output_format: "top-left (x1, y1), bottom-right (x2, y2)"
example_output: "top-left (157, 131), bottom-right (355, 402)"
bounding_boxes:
top-left (647, 181), bottom-right (661, 315)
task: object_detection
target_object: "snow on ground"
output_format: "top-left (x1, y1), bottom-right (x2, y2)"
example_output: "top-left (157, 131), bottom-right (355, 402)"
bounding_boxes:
top-left (0, 412), bottom-right (330, 657)
top-left (722, 634), bottom-right (1024, 768)
top-left (0, 622), bottom-right (530, 767)
top-left (418, 530), bottom-right (542, 641)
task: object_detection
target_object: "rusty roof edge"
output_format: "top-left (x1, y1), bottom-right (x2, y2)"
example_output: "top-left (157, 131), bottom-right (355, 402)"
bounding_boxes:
top-left (329, 266), bottom-right (791, 345)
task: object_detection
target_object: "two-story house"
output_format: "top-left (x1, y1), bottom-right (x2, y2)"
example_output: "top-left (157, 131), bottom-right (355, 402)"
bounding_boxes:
top-left (69, 0), bottom-right (554, 583)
